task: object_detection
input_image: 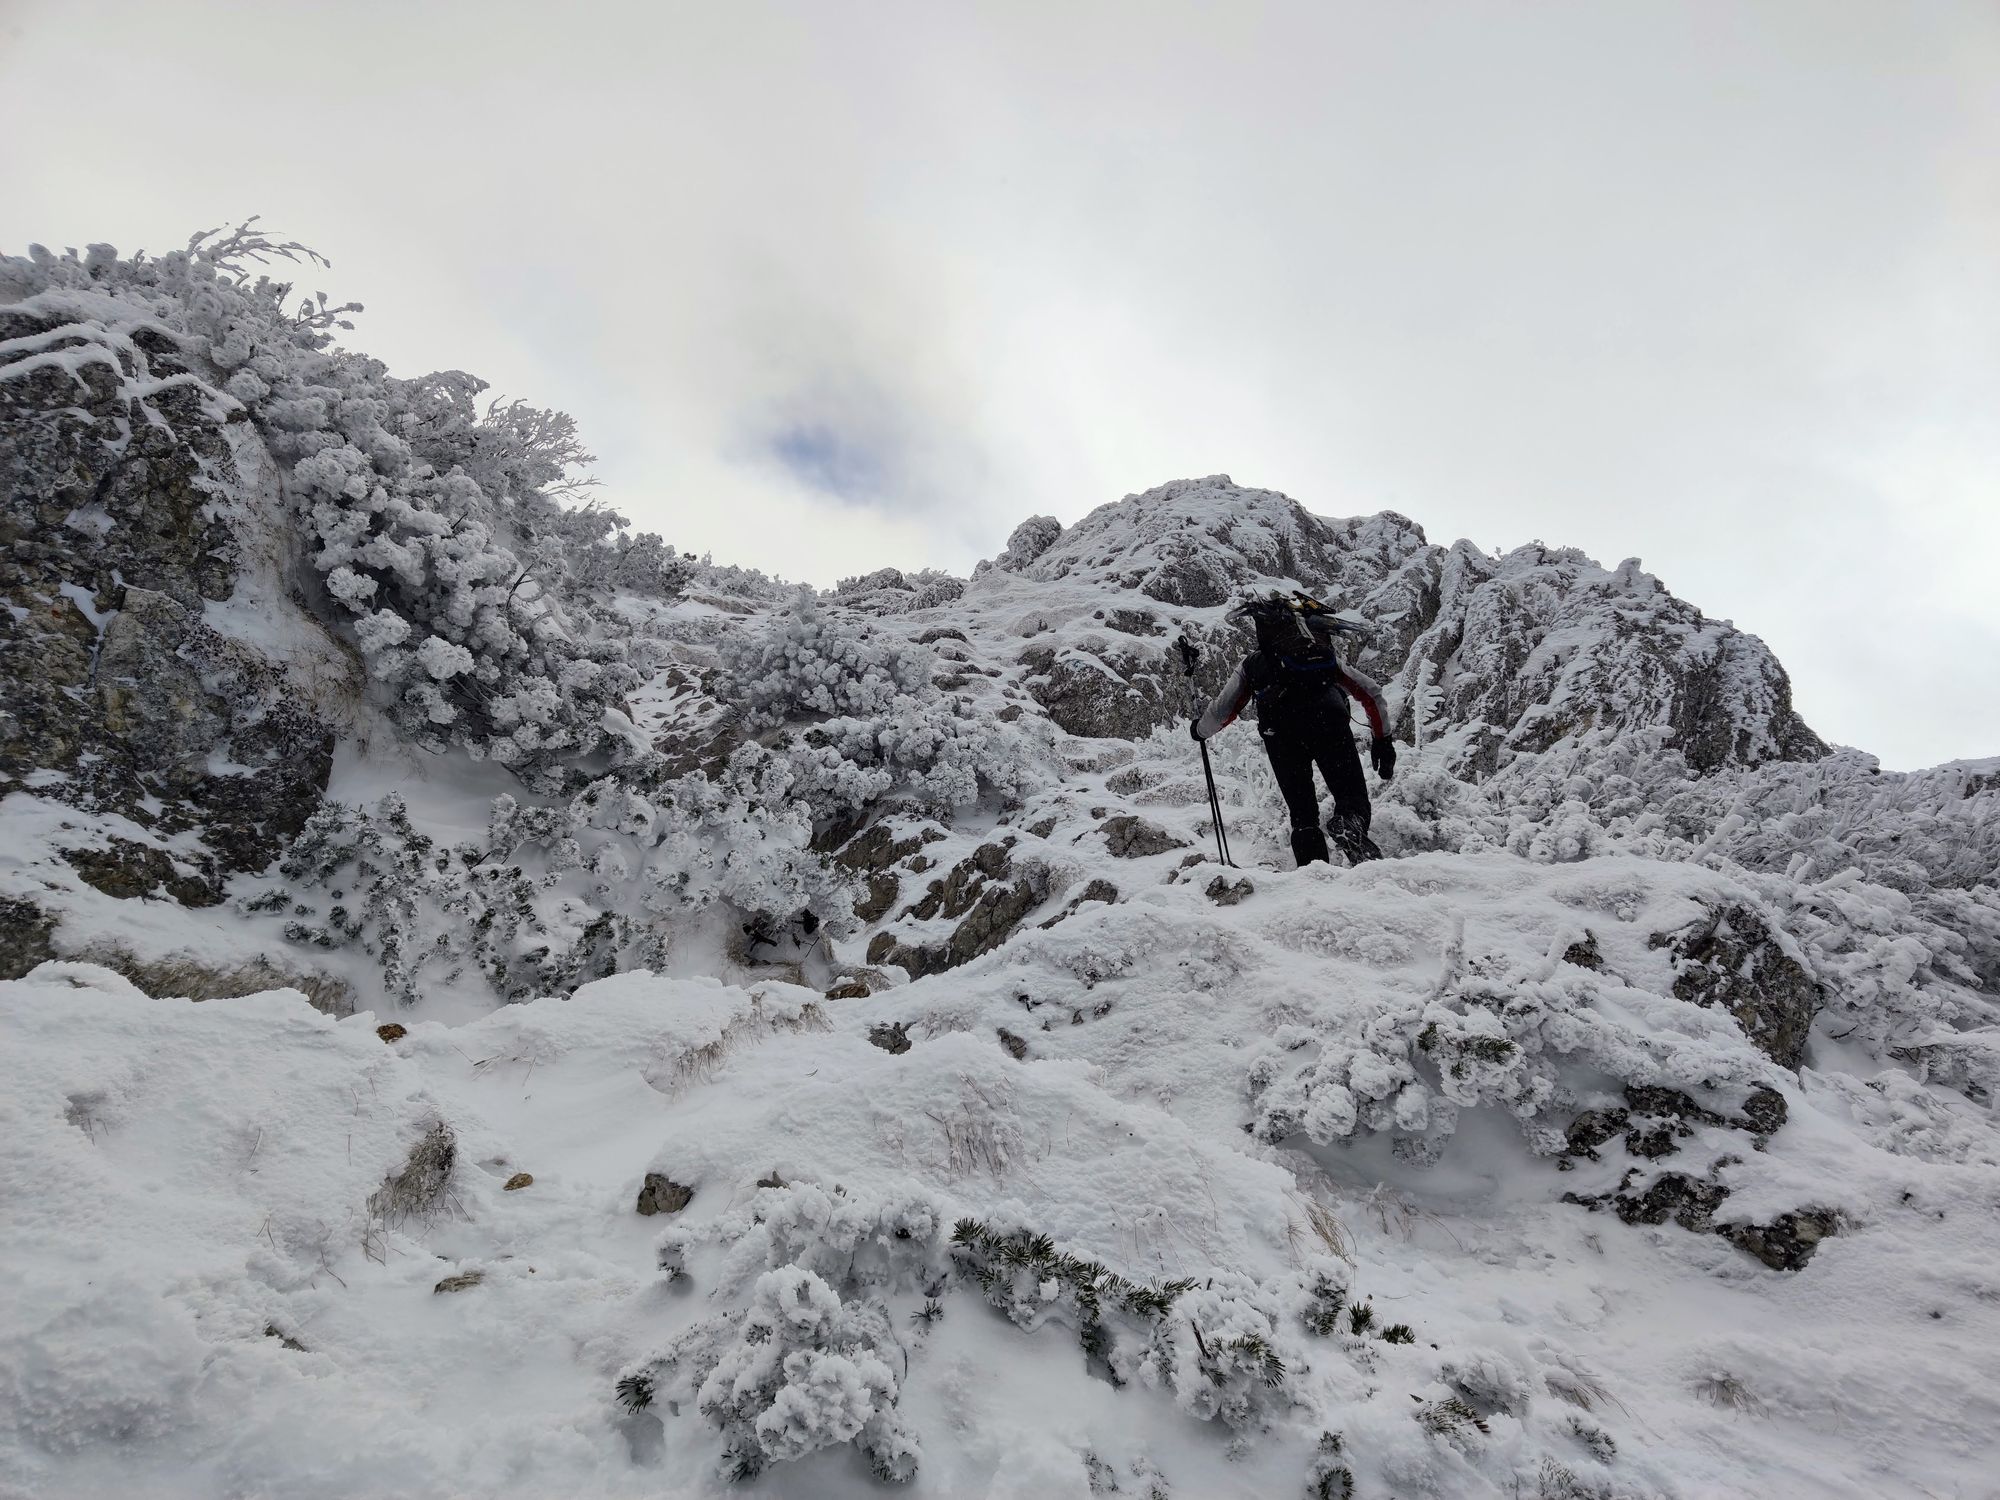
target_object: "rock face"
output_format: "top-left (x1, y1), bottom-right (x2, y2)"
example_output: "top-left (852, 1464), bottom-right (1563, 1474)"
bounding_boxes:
top-left (0, 300), bottom-right (336, 913)
top-left (866, 841), bottom-right (1051, 978)
top-left (1658, 905), bottom-right (1823, 1069)
top-left (0, 896), bottom-right (57, 978)
top-left (981, 476), bottom-right (1825, 773)
top-left (1020, 639), bottom-right (1217, 742)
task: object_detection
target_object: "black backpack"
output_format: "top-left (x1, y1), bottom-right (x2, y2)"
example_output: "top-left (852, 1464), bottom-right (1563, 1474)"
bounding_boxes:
top-left (1236, 591), bottom-right (1356, 665)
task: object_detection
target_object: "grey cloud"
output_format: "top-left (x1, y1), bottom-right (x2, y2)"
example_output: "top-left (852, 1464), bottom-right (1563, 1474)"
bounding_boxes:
top-left (2, 0), bottom-right (1994, 765)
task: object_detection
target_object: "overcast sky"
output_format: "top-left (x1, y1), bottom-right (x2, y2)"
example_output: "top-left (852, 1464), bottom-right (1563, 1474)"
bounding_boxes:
top-left (3, 0), bottom-right (1995, 769)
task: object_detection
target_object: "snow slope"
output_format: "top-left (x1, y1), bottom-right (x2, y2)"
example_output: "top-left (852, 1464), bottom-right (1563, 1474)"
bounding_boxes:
top-left (6, 830), bottom-right (1999, 1496)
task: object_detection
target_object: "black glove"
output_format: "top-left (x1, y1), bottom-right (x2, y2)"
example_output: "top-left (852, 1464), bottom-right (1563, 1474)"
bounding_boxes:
top-left (1370, 735), bottom-right (1396, 781)
top-left (1189, 718), bottom-right (1204, 742)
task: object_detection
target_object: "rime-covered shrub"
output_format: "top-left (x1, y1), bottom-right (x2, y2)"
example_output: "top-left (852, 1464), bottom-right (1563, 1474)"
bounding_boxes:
top-left (1248, 929), bottom-right (1783, 1160)
top-left (0, 227), bottom-right (686, 780)
top-left (789, 701), bottom-right (1054, 820)
top-left (722, 591), bottom-right (1054, 821)
top-left (270, 792), bottom-right (629, 1006)
top-left (617, 1266), bottom-right (920, 1483)
top-left (261, 752), bottom-right (857, 1007)
top-left (1355, 728), bottom-right (1997, 1087)
top-left (625, 1184), bottom-right (944, 1483)
top-left (949, 1220), bottom-right (1369, 1437)
top-left (908, 572), bottom-right (966, 610)
top-left (722, 588), bottom-right (933, 728)
top-left (1148, 1273), bottom-right (1311, 1433)
top-left (656, 1182), bottom-right (950, 1301)
top-left (602, 747), bottom-right (856, 935)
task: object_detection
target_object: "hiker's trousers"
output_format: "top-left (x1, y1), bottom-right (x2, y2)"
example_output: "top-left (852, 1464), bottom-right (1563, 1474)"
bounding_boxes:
top-left (1258, 695), bottom-right (1370, 867)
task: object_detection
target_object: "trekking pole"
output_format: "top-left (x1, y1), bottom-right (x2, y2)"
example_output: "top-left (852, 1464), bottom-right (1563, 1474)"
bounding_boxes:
top-left (1174, 636), bottom-right (1234, 867)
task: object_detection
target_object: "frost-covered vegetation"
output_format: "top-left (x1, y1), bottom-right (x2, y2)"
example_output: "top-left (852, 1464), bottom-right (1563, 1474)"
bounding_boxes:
top-left (3, 229), bottom-right (730, 781)
top-left (3, 235), bottom-right (1996, 1499)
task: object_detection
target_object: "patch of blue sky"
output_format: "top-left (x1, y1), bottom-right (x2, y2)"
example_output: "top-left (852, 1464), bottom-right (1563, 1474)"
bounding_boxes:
top-left (766, 422), bottom-right (891, 504)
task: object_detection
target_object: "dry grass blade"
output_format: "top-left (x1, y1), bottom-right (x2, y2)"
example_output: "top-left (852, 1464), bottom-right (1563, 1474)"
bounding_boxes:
top-left (367, 1120), bottom-right (459, 1229)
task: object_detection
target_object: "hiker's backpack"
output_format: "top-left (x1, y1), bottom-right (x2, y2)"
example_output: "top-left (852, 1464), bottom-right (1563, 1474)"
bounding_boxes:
top-left (1238, 591), bottom-right (1356, 665)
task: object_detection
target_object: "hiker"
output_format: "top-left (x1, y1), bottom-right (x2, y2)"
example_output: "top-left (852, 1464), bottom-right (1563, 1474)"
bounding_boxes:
top-left (1190, 593), bottom-right (1396, 867)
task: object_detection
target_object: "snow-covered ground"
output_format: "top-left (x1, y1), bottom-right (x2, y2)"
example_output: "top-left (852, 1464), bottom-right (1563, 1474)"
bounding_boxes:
top-left (7, 799), bottom-right (1998, 1497)
top-left (5, 239), bottom-right (1997, 1500)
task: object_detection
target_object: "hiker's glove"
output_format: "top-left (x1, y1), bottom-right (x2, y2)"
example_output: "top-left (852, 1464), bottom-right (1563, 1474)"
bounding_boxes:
top-left (1189, 719), bottom-right (1205, 742)
top-left (1370, 735), bottom-right (1396, 781)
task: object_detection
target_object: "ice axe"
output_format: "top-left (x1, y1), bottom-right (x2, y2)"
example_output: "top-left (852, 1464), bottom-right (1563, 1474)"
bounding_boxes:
top-left (1174, 635), bottom-right (1234, 868)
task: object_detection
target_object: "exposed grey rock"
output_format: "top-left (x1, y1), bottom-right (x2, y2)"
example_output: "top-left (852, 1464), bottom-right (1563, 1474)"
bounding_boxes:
top-left (868, 1021), bottom-right (912, 1054)
top-left (1658, 904), bottom-right (1822, 1068)
top-left (67, 947), bottom-right (353, 1016)
top-left (62, 837), bottom-right (220, 906)
top-left (0, 897), bottom-right (56, 979)
top-left (1103, 608), bottom-right (1165, 637)
top-left (872, 844), bottom-right (1049, 978)
top-left (1734, 1086), bottom-right (1788, 1139)
top-left (901, 842), bottom-right (1013, 922)
top-left (636, 1173), bottom-right (695, 1216)
top-left (1038, 878), bottom-right (1120, 931)
top-left (1105, 766), bottom-right (1151, 796)
top-left (1564, 1168), bottom-right (1727, 1232)
top-left (1004, 477), bottom-right (1823, 769)
top-left (1561, 932), bottom-right (1604, 970)
top-left (1562, 1109), bottom-right (1629, 1162)
top-left (854, 873), bottom-right (899, 923)
top-left (1019, 641), bottom-right (1205, 741)
top-left (1721, 1208), bottom-right (1838, 1271)
top-left (1205, 876), bottom-right (1254, 906)
top-left (1100, 816), bottom-right (1187, 859)
top-left (991, 514), bottom-right (1062, 573)
top-left (0, 324), bottom-right (335, 901)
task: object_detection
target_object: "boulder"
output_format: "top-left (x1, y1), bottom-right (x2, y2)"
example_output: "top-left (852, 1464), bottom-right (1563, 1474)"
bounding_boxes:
top-left (1101, 816), bottom-right (1187, 859)
top-left (636, 1174), bottom-right (694, 1216)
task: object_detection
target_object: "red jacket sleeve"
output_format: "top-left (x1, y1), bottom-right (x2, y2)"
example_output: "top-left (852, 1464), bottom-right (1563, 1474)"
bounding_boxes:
top-left (1337, 665), bottom-right (1387, 738)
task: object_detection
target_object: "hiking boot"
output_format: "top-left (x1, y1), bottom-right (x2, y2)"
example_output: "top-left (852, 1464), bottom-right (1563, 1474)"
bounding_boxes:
top-left (1290, 824), bottom-right (1330, 867)
top-left (1328, 813), bottom-right (1381, 866)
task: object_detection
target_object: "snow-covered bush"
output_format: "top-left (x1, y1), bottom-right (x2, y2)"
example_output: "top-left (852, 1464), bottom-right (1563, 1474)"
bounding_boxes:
top-left (263, 755), bottom-right (858, 1007)
top-left (1149, 1272), bottom-right (1311, 1433)
top-left (947, 1219), bottom-right (1421, 1439)
top-left (1, 228), bottom-right (684, 781)
top-left (598, 748), bottom-right (856, 936)
top-left (617, 1266), bottom-right (920, 1482)
top-left (624, 1184), bottom-right (945, 1482)
top-left (656, 1181), bottom-right (950, 1302)
top-left (722, 590), bottom-right (1054, 822)
top-left (787, 700), bottom-right (1053, 820)
top-left (1248, 931), bottom-right (1783, 1161)
top-left (271, 792), bottom-right (629, 1006)
top-left (722, 587), bottom-right (933, 728)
